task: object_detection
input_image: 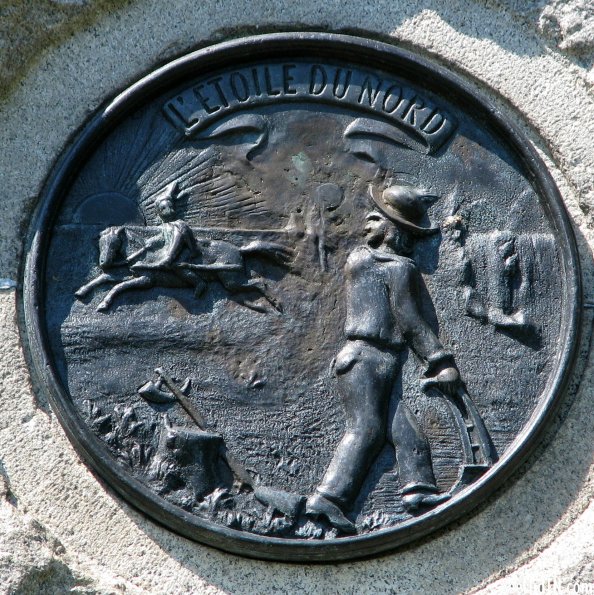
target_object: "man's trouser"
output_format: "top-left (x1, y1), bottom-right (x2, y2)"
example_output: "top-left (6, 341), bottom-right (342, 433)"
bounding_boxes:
top-left (316, 339), bottom-right (438, 509)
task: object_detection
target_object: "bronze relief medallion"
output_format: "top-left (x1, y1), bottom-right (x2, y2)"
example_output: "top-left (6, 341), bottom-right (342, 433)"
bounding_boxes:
top-left (22, 33), bottom-right (580, 561)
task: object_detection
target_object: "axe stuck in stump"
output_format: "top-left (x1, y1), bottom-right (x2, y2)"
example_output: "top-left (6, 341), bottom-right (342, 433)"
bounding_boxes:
top-left (138, 368), bottom-right (305, 518)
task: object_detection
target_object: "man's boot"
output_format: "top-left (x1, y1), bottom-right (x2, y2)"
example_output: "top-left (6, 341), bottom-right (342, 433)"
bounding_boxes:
top-left (305, 493), bottom-right (356, 534)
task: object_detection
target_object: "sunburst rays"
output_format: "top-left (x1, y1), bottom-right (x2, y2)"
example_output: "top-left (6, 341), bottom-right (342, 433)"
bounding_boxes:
top-left (68, 105), bottom-right (270, 227)
top-left (67, 107), bottom-right (182, 214)
top-left (137, 145), bottom-right (268, 226)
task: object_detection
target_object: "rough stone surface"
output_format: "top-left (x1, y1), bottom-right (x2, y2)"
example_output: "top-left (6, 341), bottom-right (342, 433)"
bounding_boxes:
top-left (480, 496), bottom-right (594, 593)
top-left (538, 0), bottom-right (594, 58)
top-left (0, 0), bottom-right (593, 593)
top-left (0, 0), bottom-right (128, 101)
top-left (0, 468), bottom-right (141, 594)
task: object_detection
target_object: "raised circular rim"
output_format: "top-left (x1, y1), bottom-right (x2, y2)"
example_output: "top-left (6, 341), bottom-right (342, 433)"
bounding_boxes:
top-left (21, 32), bottom-right (581, 562)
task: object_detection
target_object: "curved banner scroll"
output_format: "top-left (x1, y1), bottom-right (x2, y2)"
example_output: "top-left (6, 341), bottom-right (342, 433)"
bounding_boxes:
top-left (163, 62), bottom-right (457, 154)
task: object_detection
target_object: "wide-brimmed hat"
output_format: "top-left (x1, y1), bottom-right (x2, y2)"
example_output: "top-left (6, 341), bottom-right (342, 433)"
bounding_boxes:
top-left (368, 184), bottom-right (440, 235)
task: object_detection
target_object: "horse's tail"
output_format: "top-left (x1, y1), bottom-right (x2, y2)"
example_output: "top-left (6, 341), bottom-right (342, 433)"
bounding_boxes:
top-left (240, 241), bottom-right (294, 266)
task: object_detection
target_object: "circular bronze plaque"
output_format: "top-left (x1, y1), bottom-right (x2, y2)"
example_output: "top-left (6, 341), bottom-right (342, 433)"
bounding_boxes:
top-left (22, 33), bottom-right (580, 561)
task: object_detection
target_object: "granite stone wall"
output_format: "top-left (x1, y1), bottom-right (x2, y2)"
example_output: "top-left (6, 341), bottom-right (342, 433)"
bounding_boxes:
top-left (0, 0), bottom-right (592, 592)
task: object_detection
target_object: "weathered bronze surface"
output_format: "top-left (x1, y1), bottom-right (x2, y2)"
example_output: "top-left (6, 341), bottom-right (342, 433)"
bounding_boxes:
top-left (22, 33), bottom-right (580, 561)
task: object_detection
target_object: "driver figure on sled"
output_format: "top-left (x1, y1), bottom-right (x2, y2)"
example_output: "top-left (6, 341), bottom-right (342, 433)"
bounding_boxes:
top-left (130, 182), bottom-right (207, 296)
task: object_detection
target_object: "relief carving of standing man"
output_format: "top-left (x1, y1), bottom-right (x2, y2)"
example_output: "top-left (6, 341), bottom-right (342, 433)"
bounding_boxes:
top-left (306, 184), bottom-right (460, 533)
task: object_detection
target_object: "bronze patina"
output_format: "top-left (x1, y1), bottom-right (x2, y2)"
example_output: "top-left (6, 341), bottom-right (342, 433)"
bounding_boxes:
top-left (22, 33), bottom-right (580, 561)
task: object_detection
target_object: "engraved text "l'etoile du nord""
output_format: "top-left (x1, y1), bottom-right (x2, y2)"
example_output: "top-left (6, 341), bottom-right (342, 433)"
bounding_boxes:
top-left (163, 62), bottom-right (456, 153)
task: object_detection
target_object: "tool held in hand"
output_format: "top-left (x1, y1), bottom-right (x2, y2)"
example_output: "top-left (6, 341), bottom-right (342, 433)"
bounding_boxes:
top-left (421, 375), bottom-right (498, 490)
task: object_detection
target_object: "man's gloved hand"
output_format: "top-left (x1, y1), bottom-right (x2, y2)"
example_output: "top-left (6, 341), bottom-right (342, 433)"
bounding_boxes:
top-left (420, 364), bottom-right (460, 396)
